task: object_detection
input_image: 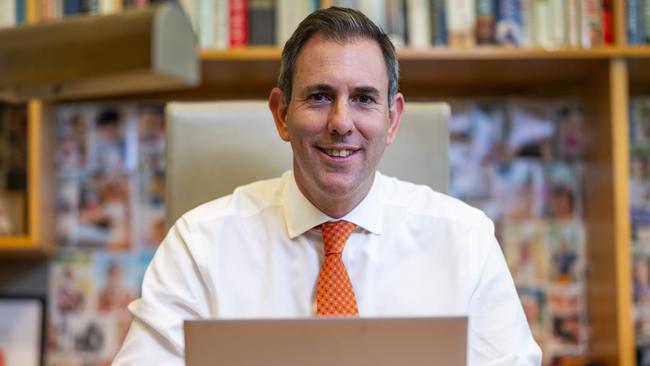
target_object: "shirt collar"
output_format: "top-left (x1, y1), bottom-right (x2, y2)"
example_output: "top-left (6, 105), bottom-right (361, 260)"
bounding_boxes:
top-left (282, 170), bottom-right (384, 239)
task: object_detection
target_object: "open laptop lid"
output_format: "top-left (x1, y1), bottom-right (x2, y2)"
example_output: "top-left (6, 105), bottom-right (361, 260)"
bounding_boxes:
top-left (185, 317), bottom-right (467, 366)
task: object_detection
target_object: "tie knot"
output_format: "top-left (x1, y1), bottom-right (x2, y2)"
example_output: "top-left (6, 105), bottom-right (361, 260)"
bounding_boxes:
top-left (321, 221), bottom-right (356, 255)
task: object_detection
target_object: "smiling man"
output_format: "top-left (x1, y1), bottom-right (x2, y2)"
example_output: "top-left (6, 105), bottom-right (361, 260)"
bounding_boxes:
top-left (113, 7), bottom-right (541, 366)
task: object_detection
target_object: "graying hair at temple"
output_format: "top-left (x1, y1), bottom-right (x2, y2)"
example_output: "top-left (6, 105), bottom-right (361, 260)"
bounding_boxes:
top-left (277, 6), bottom-right (400, 106)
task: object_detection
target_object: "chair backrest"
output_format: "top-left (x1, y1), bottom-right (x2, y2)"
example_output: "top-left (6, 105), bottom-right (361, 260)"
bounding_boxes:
top-left (164, 101), bottom-right (449, 227)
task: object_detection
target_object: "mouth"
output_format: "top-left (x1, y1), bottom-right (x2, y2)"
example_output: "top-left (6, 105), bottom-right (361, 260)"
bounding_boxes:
top-left (317, 147), bottom-right (357, 158)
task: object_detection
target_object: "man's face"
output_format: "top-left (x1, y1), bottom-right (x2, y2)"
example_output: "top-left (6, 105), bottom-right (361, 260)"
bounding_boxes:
top-left (270, 34), bottom-right (403, 216)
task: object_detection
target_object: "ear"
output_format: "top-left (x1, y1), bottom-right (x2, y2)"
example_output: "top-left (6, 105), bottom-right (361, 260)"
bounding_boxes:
top-left (269, 87), bottom-right (290, 142)
top-left (385, 92), bottom-right (404, 145)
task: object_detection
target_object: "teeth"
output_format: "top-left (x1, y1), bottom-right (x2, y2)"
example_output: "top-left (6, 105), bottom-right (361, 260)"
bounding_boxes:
top-left (324, 149), bottom-right (352, 157)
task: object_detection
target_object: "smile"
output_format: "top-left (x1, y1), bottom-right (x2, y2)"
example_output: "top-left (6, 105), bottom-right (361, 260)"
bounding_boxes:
top-left (318, 148), bottom-right (355, 158)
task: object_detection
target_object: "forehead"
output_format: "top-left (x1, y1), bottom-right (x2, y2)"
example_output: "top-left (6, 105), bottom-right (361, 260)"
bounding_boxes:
top-left (293, 34), bottom-right (389, 92)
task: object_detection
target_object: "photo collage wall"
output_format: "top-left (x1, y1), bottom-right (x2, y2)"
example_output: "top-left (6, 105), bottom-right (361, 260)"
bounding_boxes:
top-left (448, 99), bottom-right (588, 365)
top-left (629, 97), bottom-right (650, 366)
top-left (45, 98), bottom-right (588, 365)
top-left (48, 102), bottom-right (165, 366)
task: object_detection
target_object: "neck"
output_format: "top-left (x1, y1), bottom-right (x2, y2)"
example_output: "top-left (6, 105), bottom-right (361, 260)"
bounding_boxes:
top-left (293, 173), bottom-right (374, 219)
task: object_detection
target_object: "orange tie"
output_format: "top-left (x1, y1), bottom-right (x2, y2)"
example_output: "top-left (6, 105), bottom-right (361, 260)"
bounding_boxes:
top-left (316, 221), bottom-right (359, 316)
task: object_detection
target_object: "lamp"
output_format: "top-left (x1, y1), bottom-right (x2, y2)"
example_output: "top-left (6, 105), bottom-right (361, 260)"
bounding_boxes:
top-left (0, 2), bottom-right (199, 101)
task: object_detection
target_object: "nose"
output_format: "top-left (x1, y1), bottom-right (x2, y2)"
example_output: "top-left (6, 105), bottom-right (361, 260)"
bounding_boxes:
top-left (327, 99), bottom-right (354, 136)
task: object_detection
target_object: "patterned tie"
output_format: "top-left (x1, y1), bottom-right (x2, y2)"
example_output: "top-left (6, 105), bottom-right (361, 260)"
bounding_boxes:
top-left (316, 220), bottom-right (359, 316)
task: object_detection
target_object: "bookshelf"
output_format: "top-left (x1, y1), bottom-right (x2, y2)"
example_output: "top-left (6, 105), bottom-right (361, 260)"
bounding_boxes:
top-left (0, 0), bottom-right (646, 365)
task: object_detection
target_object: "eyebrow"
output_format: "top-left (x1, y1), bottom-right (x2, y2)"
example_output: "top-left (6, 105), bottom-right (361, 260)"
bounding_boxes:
top-left (301, 83), bottom-right (381, 97)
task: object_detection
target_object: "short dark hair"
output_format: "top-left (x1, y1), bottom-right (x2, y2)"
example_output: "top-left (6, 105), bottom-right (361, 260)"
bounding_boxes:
top-left (278, 6), bottom-right (399, 106)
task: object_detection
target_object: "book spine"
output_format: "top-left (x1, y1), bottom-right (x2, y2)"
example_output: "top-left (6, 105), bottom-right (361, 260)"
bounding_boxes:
top-left (198, 0), bottom-right (215, 49)
top-left (520, 0), bottom-right (534, 46)
top-left (496, 0), bottom-right (522, 46)
top-left (407, 0), bottom-right (431, 47)
top-left (16, 0), bottom-right (25, 24)
top-left (276, 0), bottom-right (314, 46)
top-left (63, 0), bottom-right (82, 14)
top-left (446, 0), bottom-right (476, 47)
top-left (643, 0), bottom-right (650, 43)
top-left (215, 0), bottom-right (230, 49)
top-left (548, 0), bottom-right (565, 46)
top-left (229, 0), bottom-right (248, 47)
top-left (533, 0), bottom-right (552, 47)
top-left (385, 0), bottom-right (407, 47)
top-left (98, 0), bottom-right (120, 13)
top-left (580, 0), bottom-right (603, 48)
top-left (83, 0), bottom-right (99, 14)
top-left (476, 0), bottom-right (497, 44)
top-left (0, 0), bottom-right (16, 28)
top-left (602, 0), bottom-right (613, 44)
top-left (566, 0), bottom-right (581, 47)
top-left (248, 0), bottom-right (275, 45)
top-left (629, 0), bottom-right (639, 44)
top-left (359, 0), bottom-right (386, 31)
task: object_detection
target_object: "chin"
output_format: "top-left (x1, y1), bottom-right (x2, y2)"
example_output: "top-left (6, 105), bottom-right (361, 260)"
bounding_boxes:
top-left (317, 174), bottom-right (366, 198)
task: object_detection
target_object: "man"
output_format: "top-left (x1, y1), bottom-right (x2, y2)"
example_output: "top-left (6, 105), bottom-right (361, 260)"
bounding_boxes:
top-left (113, 7), bottom-right (541, 366)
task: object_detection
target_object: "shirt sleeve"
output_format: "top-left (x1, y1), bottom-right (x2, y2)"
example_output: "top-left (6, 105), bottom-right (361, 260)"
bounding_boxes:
top-left (112, 218), bottom-right (212, 366)
top-left (467, 215), bottom-right (543, 366)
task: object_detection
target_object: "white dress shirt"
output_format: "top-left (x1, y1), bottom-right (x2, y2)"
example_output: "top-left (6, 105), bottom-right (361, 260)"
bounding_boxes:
top-left (113, 170), bottom-right (542, 366)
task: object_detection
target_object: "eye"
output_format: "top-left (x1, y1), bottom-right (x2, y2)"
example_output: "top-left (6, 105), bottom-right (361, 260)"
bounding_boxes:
top-left (307, 93), bottom-right (331, 104)
top-left (354, 95), bottom-right (376, 105)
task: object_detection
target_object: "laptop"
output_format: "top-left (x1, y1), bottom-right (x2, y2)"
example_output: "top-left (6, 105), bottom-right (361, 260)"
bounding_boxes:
top-left (185, 317), bottom-right (467, 366)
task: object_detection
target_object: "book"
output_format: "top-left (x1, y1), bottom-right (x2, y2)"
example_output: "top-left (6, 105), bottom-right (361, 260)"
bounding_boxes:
top-left (0, 0), bottom-right (16, 28)
top-left (248, 0), bottom-right (275, 46)
top-left (446, 0), bottom-right (476, 47)
top-left (276, 0), bottom-right (314, 46)
top-left (197, 0), bottom-right (216, 49)
top-left (98, 0), bottom-right (122, 14)
top-left (566, 0), bottom-right (581, 47)
top-left (496, 0), bottom-right (523, 46)
top-left (215, 0), bottom-right (230, 49)
top-left (580, 0), bottom-right (603, 48)
top-left (643, 0), bottom-right (650, 43)
top-left (548, 0), bottom-right (566, 47)
top-left (533, 0), bottom-right (552, 48)
top-left (602, 0), bottom-right (613, 44)
top-left (520, 0), bottom-right (534, 47)
top-left (16, 0), bottom-right (25, 24)
top-left (476, 0), bottom-right (496, 44)
top-left (385, 0), bottom-right (407, 46)
top-left (229, 0), bottom-right (248, 47)
top-left (406, 0), bottom-right (431, 47)
top-left (359, 0), bottom-right (386, 31)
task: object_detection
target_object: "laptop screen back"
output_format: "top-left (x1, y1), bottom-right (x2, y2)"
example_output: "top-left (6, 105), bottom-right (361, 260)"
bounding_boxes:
top-left (185, 317), bottom-right (467, 366)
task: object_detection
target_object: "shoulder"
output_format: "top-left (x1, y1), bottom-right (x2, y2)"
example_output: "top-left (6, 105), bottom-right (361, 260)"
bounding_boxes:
top-left (178, 173), bottom-right (287, 227)
top-left (379, 173), bottom-right (490, 231)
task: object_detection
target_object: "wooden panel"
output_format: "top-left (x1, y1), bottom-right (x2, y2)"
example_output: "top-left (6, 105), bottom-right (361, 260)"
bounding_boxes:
top-left (614, 0), bottom-right (627, 47)
top-left (136, 51), bottom-right (618, 101)
top-left (582, 59), bottom-right (633, 366)
top-left (0, 101), bottom-right (54, 255)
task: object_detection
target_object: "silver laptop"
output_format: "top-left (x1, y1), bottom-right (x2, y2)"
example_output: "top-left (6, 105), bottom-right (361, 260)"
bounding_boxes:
top-left (185, 317), bottom-right (467, 366)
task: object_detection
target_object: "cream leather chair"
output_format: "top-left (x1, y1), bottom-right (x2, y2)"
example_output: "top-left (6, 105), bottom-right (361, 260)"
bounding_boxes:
top-left (164, 101), bottom-right (449, 227)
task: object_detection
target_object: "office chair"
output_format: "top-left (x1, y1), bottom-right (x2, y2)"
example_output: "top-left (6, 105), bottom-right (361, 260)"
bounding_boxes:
top-left (164, 101), bottom-right (449, 227)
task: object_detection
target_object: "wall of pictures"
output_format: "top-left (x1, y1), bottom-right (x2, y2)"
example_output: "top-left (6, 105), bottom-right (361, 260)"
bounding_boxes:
top-left (629, 97), bottom-right (650, 366)
top-left (48, 102), bottom-right (165, 366)
top-left (448, 99), bottom-right (587, 365)
top-left (44, 98), bottom-right (588, 365)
